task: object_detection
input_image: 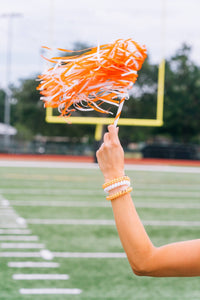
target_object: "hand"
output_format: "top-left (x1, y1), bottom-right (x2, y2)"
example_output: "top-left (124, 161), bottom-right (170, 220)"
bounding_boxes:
top-left (96, 125), bottom-right (125, 182)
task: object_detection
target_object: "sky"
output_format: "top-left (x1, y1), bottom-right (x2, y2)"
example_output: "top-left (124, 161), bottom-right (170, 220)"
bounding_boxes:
top-left (0, 0), bottom-right (200, 88)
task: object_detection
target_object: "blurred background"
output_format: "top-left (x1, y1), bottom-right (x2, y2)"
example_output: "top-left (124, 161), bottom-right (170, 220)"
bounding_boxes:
top-left (0, 2), bottom-right (200, 298)
top-left (0, 0), bottom-right (200, 160)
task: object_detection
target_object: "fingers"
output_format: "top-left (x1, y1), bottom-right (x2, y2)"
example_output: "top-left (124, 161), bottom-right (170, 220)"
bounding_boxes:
top-left (107, 125), bottom-right (120, 144)
top-left (103, 132), bottom-right (110, 144)
top-left (100, 125), bottom-right (120, 150)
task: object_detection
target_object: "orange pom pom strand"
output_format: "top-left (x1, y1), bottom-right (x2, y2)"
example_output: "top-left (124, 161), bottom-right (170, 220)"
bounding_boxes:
top-left (37, 39), bottom-right (147, 118)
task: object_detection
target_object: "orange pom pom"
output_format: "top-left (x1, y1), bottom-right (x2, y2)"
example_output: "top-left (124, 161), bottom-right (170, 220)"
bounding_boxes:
top-left (37, 39), bottom-right (147, 118)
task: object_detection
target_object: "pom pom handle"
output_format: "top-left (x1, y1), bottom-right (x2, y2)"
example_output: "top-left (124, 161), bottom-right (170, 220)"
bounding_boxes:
top-left (113, 98), bottom-right (125, 127)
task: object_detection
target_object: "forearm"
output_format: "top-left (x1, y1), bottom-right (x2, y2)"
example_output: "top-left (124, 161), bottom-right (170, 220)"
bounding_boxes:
top-left (111, 191), bottom-right (200, 277)
top-left (110, 191), bottom-right (155, 275)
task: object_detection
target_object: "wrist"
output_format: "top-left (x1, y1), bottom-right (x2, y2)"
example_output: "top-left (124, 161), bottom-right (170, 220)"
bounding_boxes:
top-left (104, 172), bottom-right (125, 183)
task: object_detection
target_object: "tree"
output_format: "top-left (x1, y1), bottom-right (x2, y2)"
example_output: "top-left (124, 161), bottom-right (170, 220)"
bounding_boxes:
top-left (154, 44), bottom-right (200, 143)
top-left (0, 89), bottom-right (6, 123)
top-left (11, 78), bottom-right (96, 140)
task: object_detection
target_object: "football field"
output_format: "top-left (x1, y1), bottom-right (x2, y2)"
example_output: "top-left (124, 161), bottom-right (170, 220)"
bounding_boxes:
top-left (0, 161), bottom-right (200, 299)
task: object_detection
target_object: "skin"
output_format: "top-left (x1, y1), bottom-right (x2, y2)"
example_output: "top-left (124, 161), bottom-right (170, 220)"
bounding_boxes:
top-left (96, 125), bottom-right (200, 277)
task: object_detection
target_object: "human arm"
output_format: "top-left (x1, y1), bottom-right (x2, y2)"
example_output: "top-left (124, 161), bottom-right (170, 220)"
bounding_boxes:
top-left (96, 125), bottom-right (200, 277)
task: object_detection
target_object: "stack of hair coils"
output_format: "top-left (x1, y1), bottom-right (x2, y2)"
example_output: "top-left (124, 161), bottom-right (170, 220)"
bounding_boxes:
top-left (102, 176), bottom-right (132, 201)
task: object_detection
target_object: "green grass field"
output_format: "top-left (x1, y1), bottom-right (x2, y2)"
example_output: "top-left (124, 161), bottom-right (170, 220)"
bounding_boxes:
top-left (0, 164), bottom-right (200, 299)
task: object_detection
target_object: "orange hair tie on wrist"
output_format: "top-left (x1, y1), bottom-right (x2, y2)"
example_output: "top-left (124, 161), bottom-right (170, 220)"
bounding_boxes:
top-left (106, 187), bottom-right (133, 201)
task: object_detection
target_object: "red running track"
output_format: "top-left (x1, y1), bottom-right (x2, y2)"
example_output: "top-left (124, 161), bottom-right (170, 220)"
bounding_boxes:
top-left (0, 153), bottom-right (200, 167)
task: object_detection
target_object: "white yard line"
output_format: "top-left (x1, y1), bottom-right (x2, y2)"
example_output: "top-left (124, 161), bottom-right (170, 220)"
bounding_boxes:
top-left (1, 243), bottom-right (45, 249)
top-left (9, 200), bottom-right (200, 209)
top-left (0, 235), bottom-right (38, 241)
top-left (0, 252), bottom-right (41, 257)
top-left (2, 188), bottom-right (199, 198)
top-left (27, 218), bottom-right (200, 227)
top-left (136, 203), bottom-right (200, 209)
top-left (125, 164), bottom-right (200, 173)
top-left (0, 250), bottom-right (54, 259)
top-left (10, 200), bottom-right (109, 207)
top-left (8, 261), bottom-right (60, 268)
top-left (135, 191), bottom-right (200, 198)
top-left (0, 224), bottom-right (27, 228)
top-left (1, 182), bottom-right (200, 191)
top-left (0, 251), bottom-right (126, 259)
top-left (13, 274), bottom-right (69, 280)
top-left (144, 220), bottom-right (200, 226)
top-left (0, 161), bottom-right (97, 169)
top-left (0, 188), bottom-right (104, 195)
top-left (136, 183), bottom-right (200, 191)
top-left (53, 252), bottom-right (126, 258)
top-left (27, 219), bottom-right (115, 225)
top-left (1, 160), bottom-right (200, 174)
top-left (0, 229), bottom-right (31, 234)
top-left (19, 288), bottom-right (82, 295)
